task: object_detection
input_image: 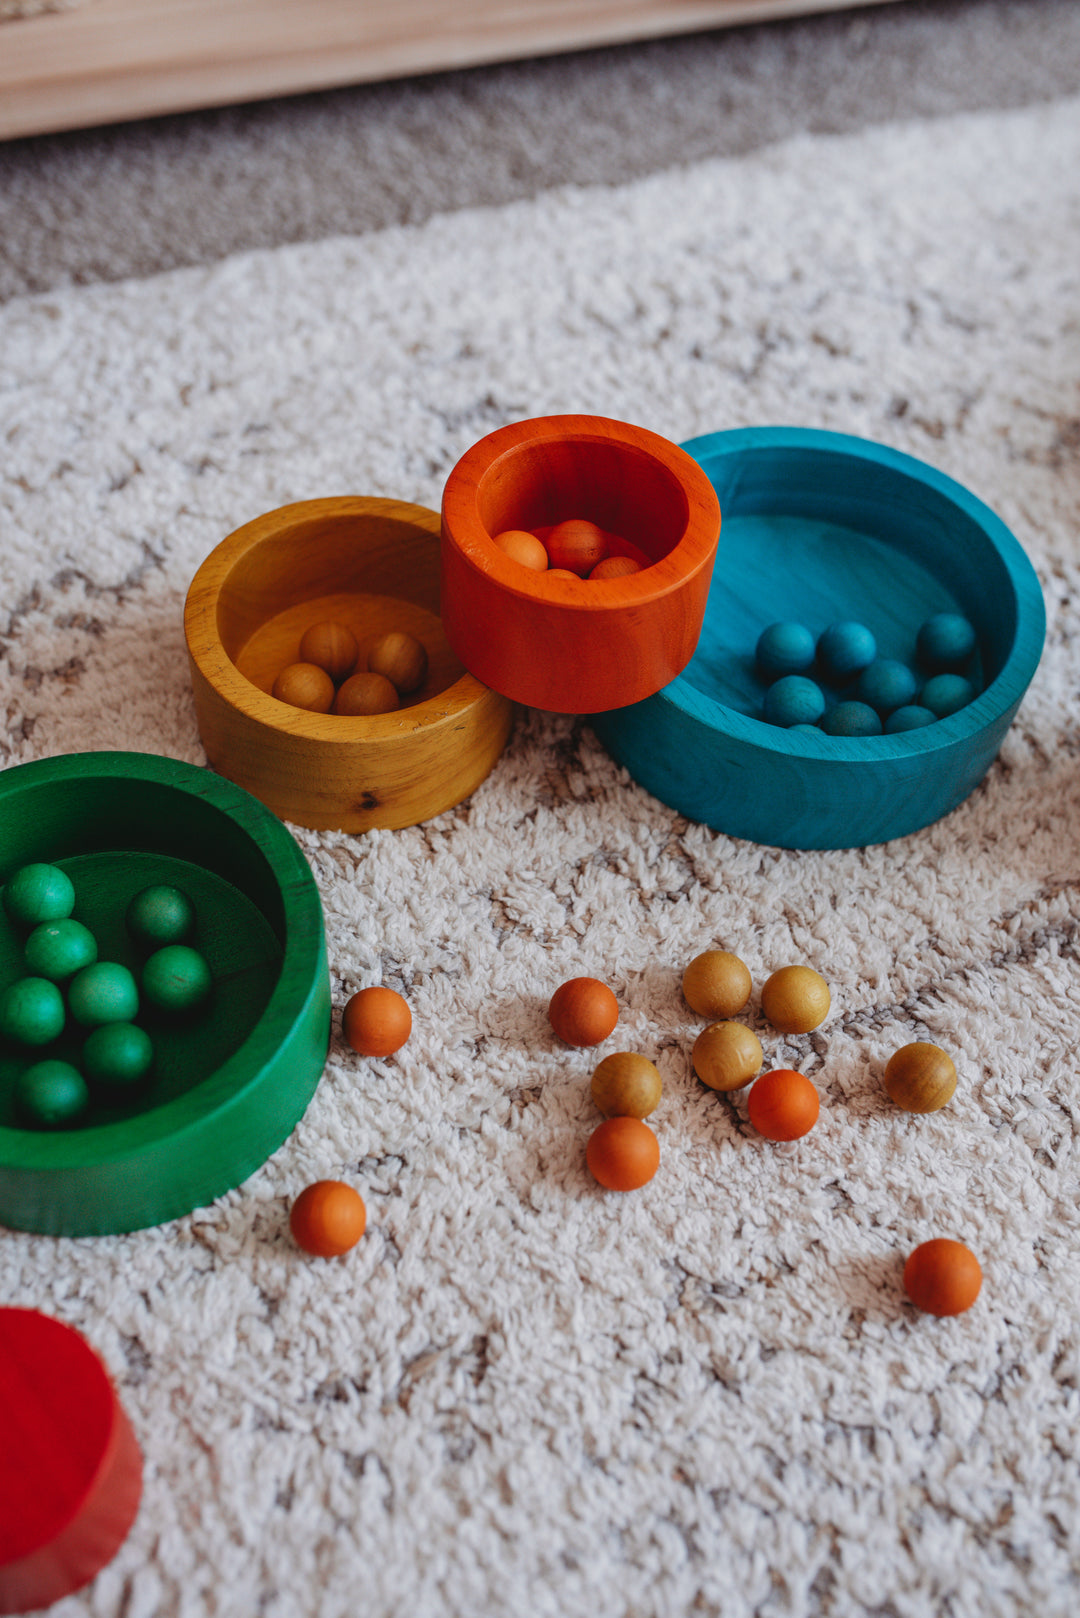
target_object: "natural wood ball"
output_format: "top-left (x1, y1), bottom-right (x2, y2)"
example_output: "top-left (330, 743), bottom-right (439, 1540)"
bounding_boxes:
top-left (760, 964), bottom-right (831, 1034)
top-left (343, 985), bottom-right (412, 1057)
top-left (367, 631), bottom-right (429, 695)
top-left (548, 977), bottom-right (619, 1047)
top-left (492, 529), bottom-right (549, 571)
top-left (691, 1021), bottom-right (763, 1092)
top-left (298, 620), bottom-right (359, 684)
top-left (589, 555), bottom-right (641, 580)
top-left (545, 519), bottom-right (608, 577)
top-left (884, 1041), bottom-right (957, 1113)
top-left (682, 950), bottom-right (752, 1020)
top-left (747, 1068), bottom-right (820, 1141)
top-left (903, 1238), bottom-right (981, 1315)
top-left (590, 1052), bottom-right (662, 1118)
top-left (333, 672), bottom-right (400, 716)
top-left (586, 1115), bottom-right (660, 1191)
top-left (290, 1180), bottom-right (367, 1257)
top-left (271, 661), bottom-right (336, 713)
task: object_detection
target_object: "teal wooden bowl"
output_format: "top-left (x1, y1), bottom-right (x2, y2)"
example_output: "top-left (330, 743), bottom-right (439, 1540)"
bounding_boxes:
top-left (591, 428), bottom-right (1046, 849)
top-left (0, 752), bottom-right (330, 1236)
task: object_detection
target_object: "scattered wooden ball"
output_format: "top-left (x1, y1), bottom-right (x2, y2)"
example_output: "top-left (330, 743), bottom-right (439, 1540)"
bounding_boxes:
top-left (903, 1238), bottom-right (981, 1315)
top-left (15, 1060), bottom-right (89, 1128)
top-left (586, 1116), bottom-right (660, 1191)
top-left (548, 977), bottom-right (619, 1047)
top-left (24, 919), bottom-right (97, 982)
top-left (333, 672), bottom-right (400, 716)
top-left (289, 1180), bottom-right (367, 1257)
top-left (271, 661), bottom-right (336, 713)
top-left (747, 1069), bottom-right (820, 1140)
top-left (682, 949), bottom-right (752, 1020)
top-left (756, 621), bottom-right (816, 680)
top-left (589, 556), bottom-right (641, 580)
top-left (492, 529), bottom-right (549, 571)
top-left (884, 1041), bottom-right (957, 1113)
top-left (0, 977), bottom-right (66, 1046)
top-left (760, 964), bottom-right (830, 1034)
top-left (82, 1023), bottom-right (154, 1088)
top-left (692, 1021), bottom-right (763, 1092)
top-left (298, 620), bottom-right (359, 684)
top-left (142, 945), bottom-right (212, 1014)
top-left (545, 518), bottom-right (608, 577)
top-left (68, 962), bottom-right (139, 1029)
top-left (546, 568), bottom-right (580, 581)
top-left (3, 863), bottom-right (75, 927)
top-left (343, 986), bottom-right (412, 1057)
top-left (367, 631), bottom-right (428, 695)
top-left (126, 884), bottom-right (195, 947)
top-left (591, 1052), bottom-right (662, 1118)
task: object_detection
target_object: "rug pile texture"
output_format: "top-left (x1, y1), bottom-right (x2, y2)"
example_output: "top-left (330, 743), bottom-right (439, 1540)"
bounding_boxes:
top-left (2, 92), bottom-right (1080, 1617)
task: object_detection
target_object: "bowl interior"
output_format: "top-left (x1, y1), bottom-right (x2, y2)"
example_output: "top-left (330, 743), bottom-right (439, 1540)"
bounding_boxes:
top-left (680, 434), bottom-right (1019, 723)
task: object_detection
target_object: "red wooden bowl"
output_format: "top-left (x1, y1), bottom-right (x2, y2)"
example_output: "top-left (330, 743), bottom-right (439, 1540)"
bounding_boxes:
top-left (440, 415), bottom-right (721, 713)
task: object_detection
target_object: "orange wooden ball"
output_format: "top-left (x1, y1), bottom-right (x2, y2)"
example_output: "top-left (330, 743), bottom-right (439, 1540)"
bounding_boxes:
top-left (546, 568), bottom-right (580, 581)
top-left (747, 1068), bottom-right (820, 1140)
top-left (682, 949), bottom-right (752, 1019)
top-left (271, 661), bottom-right (336, 713)
top-left (298, 620), bottom-right (359, 684)
top-left (590, 1051), bottom-right (662, 1118)
top-left (761, 964), bottom-right (831, 1033)
top-left (333, 671), bottom-right (400, 716)
top-left (492, 529), bottom-right (549, 571)
top-left (289, 1180), bottom-right (367, 1257)
top-left (903, 1238), bottom-right (982, 1315)
top-left (343, 986), bottom-right (412, 1056)
top-left (691, 1021), bottom-right (763, 1092)
top-left (884, 1042), bottom-right (957, 1113)
top-left (367, 630), bottom-right (428, 695)
top-left (589, 555), bottom-right (641, 580)
top-left (545, 518), bottom-right (608, 576)
top-left (586, 1115), bottom-right (660, 1191)
top-left (548, 977), bottom-right (619, 1047)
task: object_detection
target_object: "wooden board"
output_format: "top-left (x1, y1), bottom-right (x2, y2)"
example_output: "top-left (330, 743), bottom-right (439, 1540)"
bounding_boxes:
top-left (2, 0), bottom-right (902, 142)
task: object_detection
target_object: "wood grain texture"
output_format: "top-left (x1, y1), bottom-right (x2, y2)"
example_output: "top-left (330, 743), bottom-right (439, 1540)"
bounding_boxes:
top-left (591, 427), bottom-right (1047, 849)
top-left (440, 415), bottom-right (722, 714)
top-left (185, 497), bottom-right (514, 832)
top-left (0, 0), bottom-right (903, 141)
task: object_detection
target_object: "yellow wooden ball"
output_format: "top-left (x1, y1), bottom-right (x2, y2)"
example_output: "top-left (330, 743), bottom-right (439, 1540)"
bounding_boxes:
top-left (271, 661), bottom-right (336, 713)
top-left (884, 1041), bottom-right (957, 1113)
top-left (691, 1021), bottom-right (763, 1092)
top-left (761, 964), bottom-right (830, 1034)
top-left (590, 1052), bottom-right (663, 1118)
top-left (682, 950), bottom-right (752, 1020)
top-left (367, 630), bottom-right (429, 696)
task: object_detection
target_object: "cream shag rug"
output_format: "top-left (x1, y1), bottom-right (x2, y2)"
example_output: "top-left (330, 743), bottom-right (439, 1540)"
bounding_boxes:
top-left (3, 92), bottom-right (1080, 1618)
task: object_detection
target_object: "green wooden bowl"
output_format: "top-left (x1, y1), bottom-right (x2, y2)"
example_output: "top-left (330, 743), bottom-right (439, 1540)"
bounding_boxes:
top-left (0, 752), bottom-right (330, 1236)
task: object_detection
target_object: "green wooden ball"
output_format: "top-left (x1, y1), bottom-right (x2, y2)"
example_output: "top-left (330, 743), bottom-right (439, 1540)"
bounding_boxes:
top-left (82, 1022), bottom-right (155, 1088)
top-left (142, 945), bottom-right (212, 1013)
top-left (24, 919), bottom-right (99, 982)
top-left (0, 976), bottom-right (66, 1046)
top-left (15, 1060), bottom-right (90, 1128)
top-left (3, 863), bottom-right (76, 928)
top-left (68, 962), bottom-right (140, 1028)
top-left (125, 884), bottom-right (196, 948)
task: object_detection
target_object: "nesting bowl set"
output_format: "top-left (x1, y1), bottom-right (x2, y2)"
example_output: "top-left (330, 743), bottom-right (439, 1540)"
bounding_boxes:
top-left (0, 414), bottom-right (1046, 1238)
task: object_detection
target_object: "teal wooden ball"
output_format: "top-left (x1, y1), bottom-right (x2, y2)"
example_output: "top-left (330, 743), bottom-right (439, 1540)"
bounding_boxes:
top-left (885, 704), bottom-right (936, 733)
top-left (2, 863), bottom-right (76, 928)
top-left (15, 1059), bottom-right (89, 1128)
top-left (82, 1022), bottom-right (154, 1088)
top-left (855, 658), bottom-right (918, 717)
top-left (126, 884), bottom-right (196, 948)
top-left (763, 675), bottom-right (826, 728)
top-left (822, 700), bottom-right (883, 737)
top-left (142, 945), bottom-right (212, 1013)
top-left (920, 673), bottom-right (977, 718)
top-left (756, 621), bottom-right (816, 680)
top-left (24, 919), bottom-right (98, 982)
top-left (816, 621), bottom-right (877, 682)
top-left (68, 961), bottom-right (140, 1028)
top-left (917, 612), bottom-right (976, 672)
top-left (0, 976), bottom-right (66, 1046)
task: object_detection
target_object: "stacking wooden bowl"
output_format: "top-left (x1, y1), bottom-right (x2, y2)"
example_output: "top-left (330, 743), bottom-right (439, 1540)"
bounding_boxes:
top-left (185, 497), bottom-right (514, 832)
top-left (440, 415), bottom-right (722, 713)
top-left (592, 428), bottom-right (1046, 849)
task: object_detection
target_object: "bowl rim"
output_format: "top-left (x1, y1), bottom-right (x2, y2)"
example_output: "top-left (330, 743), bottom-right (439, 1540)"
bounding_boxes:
top-left (184, 495), bottom-right (496, 740)
top-left (0, 750), bottom-right (325, 1172)
top-left (665, 425), bottom-right (1046, 758)
top-left (441, 413), bottom-right (721, 611)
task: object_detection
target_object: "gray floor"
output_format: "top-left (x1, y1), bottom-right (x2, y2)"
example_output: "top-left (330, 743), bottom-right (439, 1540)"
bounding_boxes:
top-left (1, 0), bottom-right (1079, 302)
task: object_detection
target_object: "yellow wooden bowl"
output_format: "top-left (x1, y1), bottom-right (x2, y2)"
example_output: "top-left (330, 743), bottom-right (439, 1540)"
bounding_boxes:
top-left (184, 497), bottom-right (514, 831)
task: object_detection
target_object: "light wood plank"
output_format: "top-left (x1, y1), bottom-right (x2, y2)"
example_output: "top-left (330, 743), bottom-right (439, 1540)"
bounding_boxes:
top-left (1, 0), bottom-right (900, 142)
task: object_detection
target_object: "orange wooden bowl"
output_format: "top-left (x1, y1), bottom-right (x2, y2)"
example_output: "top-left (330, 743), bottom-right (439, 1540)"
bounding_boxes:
top-left (439, 415), bottom-right (722, 713)
top-left (185, 497), bottom-right (514, 832)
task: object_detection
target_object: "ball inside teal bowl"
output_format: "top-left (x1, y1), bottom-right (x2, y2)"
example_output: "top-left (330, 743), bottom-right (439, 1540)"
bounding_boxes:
top-left (591, 427), bottom-right (1045, 850)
